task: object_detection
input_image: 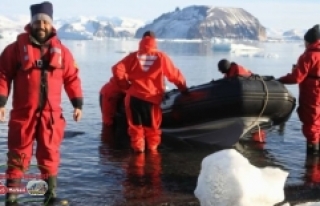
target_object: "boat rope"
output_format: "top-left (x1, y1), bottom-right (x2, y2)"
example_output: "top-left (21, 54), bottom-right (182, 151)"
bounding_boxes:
top-left (247, 75), bottom-right (269, 142)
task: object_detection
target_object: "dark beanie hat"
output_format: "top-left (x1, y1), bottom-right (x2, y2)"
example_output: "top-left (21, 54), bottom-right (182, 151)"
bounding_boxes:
top-left (30, 1), bottom-right (53, 25)
top-left (304, 24), bottom-right (320, 44)
top-left (218, 59), bottom-right (231, 73)
top-left (142, 30), bottom-right (155, 38)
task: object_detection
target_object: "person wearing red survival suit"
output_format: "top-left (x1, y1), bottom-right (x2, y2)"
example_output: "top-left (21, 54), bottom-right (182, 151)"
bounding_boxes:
top-left (112, 31), bottom-right (188, 153)
top-left (99, 77), bottom-right (125, 137)
top-left (0, 2), bottom-right (83, 204)
top-left (217, 59), bottom-right (268, 143)
top-left (277, 24), bottom-right (320, 155)
top-left (217, 59), bottom-right (253, 78)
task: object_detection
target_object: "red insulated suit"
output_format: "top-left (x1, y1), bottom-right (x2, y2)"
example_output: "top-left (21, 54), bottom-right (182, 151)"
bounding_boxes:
top-left (279, 40), bottom-right (320, 144)
top-left (0, 25), bottom-right (83, 178)
top-left (112, 36), bottom-right (187, 152)
top-left (99, 77), bottom-right (125, 126)
top-left (225, 63), bottom-right (252, 78)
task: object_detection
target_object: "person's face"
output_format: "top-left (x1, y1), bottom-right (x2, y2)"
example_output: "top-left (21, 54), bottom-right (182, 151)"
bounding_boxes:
top-left (31, 20), bottom-right (53, 43)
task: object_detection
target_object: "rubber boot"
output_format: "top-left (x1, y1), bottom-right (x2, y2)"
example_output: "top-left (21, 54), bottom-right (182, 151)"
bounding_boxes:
top-left (304, 155), bottom-right (320, 185)
top-left (306, 142), bottom-right (319, 155)
top-left (43, 176), bottom-right (57, 204)
top-left (5, 178), bottom-right (21, 206)
top-left (101, 124), bottom-right (115, 144)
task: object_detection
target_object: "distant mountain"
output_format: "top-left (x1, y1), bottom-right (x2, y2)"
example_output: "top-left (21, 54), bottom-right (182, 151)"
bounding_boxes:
top-left (0, 15), bottom-right (146, 40)
top-left (135, 5), bottom-right (267, 41)
top-left (0, 13), bottom-right (310, 41)
top-left (266, 28), bottom-right (306, 41)
top-left (54, 16), bottom-right (145, 40)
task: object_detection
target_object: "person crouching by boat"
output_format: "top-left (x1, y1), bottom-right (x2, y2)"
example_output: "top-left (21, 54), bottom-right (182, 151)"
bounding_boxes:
top-left (111, 30), bottom-right (188, 153)
top-left (277, 24), bottom-right (320, 155)
top-left (99, 77), bottom-right (125, 138)
top-left (217, 59), bottom-right (267, 143)
top-left (217, 59), bottom-right (252, 78)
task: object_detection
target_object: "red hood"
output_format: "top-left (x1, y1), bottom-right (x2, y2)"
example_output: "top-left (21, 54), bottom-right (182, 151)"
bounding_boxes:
top-left (306, 40), bottom-right (320, 51)
top-left (138, 36), bottom-right (157, 53)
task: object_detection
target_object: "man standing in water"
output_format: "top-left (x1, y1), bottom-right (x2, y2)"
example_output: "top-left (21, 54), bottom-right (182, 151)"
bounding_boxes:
top-left (277, 24), bottom-right (320, 155)
top-left (0, 1), bottom-right (83, 204)
top-left (112, 31), bottom-right (188, 153)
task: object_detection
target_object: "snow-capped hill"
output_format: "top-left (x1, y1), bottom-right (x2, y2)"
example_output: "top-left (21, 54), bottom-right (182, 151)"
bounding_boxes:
top-left (0, 15), bottom-right (145, 40)
top-left (283, 29), bottom-right (306, 37)
top-left (53, 16), bottom-right (90, 30)
top-left (266, 28), bottom-right (284, 39)
top-left (0, 15), bottom-right (25, 31)
top-left (135, 5), bottom-right (267, 40)
top-left (281, 29), bottom-right (306, 41)
top-left (95, 16), bottom-right (145, 33)
top-left (54, 16), bottom-right (145, 40)
top-left (0, 13), bottom-right (312, 42)
top-left (265, 28), bottom-right (306, 41)
top-left (57, 21), bottom-right (96, 40)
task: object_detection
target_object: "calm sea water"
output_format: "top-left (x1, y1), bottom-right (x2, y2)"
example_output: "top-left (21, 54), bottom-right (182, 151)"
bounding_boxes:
top-left (0, 38), bottom-right (318, 205)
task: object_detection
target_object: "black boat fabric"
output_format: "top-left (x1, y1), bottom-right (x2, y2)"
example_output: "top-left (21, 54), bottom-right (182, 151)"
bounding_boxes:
top-left (160, 75), bottom-right (296, 128)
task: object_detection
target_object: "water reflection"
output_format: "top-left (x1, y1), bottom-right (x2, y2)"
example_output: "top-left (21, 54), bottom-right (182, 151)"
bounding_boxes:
top-left (123, 151), bottom-right (163, 203)
top-left (235, 140), bottom-right (284, 168)
top-left (278, 122), bottom-right (286, 136)
top-left (285, 155), bottom-right (320, 204)
top-left (304, 156), bottom-right (320, 185)
top-left (158, 41), bottom-right (213, 56)
top-left (99, 125), bottom-right (164, 205)
top-left (96, 121), bottom-right (320, 205)
top-left (238, 131), bottom-right (320, 203)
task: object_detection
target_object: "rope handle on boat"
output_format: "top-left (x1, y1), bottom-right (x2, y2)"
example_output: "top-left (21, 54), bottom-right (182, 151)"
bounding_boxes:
top-left (247, 75), bottom-right (269, 142)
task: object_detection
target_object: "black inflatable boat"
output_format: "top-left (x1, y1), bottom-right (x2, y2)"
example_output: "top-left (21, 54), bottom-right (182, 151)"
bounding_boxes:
top-left (114, 75), bottom-right (296, 147)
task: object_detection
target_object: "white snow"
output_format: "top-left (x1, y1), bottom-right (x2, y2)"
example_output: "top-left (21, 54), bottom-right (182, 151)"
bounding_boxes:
top-left (0, 15), bottom-right (25, 30)
top-left (0, 10), bottom-right (309, 41)
top-left (296, 203), bottom-right (320, 206)
top-left (211, 37), bottom-right (280, 58)
top-left (194, 149), bottom-right (289, 206)
top-left (211, 38), bottom-right (262, 53)
top-left (54, 16), bottom-right (145, 35)
top-left (266, 27), bottom-right (306, 41)
top-left (0, 15), bottom-right (145, 40)
top-left (194, 149), bottom-right (320, 205)
top-left (145, 6), bottom-right (205, 39)
top-left (233, 50), bottom-right (280, 58)
top-left (283, 29), bottom-right (307, 37)
top-left (142, 6), bottom-right (261, 39)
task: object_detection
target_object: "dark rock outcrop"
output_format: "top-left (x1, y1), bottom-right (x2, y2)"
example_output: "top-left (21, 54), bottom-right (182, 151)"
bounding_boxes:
top-left (135, 5), bottom-right (267, 41)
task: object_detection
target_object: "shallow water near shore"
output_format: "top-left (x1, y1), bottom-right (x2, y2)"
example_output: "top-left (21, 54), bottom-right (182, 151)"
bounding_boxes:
top-left (0, 39), bottom-right (319, 205)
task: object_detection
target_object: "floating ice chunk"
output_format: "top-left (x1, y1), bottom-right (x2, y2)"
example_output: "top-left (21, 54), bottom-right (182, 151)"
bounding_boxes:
top-left (296, 202), bottom-right (320, 206)
top-left (194, 149), bottom-right (289, 206)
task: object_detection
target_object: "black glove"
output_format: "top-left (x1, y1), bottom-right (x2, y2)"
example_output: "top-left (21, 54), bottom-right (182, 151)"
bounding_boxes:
top-left (262, 76), bottom-right (275, 81)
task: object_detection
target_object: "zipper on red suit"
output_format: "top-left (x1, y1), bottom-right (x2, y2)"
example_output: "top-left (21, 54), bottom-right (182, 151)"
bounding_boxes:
top-left (37, 45), bottom-right (55, 143)
top-left (38, 46), bottom-right (47, 112)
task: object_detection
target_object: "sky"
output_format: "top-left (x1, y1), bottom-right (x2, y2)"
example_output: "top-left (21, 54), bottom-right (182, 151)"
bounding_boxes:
top-left (0, 0), bottom-right (319, 30)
